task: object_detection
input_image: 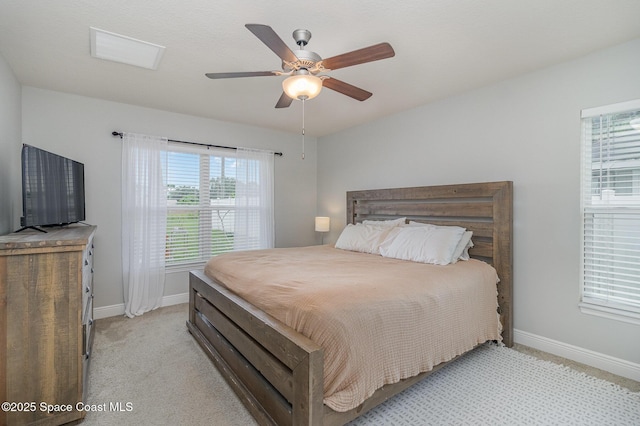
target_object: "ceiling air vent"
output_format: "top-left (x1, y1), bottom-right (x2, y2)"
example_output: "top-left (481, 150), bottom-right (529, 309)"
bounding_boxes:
top-left (90, 27), bottom-right (165, 70)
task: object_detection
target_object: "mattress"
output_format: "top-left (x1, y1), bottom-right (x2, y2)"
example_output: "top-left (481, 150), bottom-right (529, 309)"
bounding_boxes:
top-left (204, 244), bottom-right (502, 412)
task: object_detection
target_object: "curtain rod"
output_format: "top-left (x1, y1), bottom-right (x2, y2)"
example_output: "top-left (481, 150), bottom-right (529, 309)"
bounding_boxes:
top-left (111, 131), bottom-right (283, 156)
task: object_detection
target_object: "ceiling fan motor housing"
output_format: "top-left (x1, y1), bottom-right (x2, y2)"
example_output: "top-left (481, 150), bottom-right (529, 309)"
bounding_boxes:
top-left (282, 49), bottom-right (323, 73)
top-left (205, 24), bottom-right (395, 107)
top-left (292, 29), bottom-right (312, 46)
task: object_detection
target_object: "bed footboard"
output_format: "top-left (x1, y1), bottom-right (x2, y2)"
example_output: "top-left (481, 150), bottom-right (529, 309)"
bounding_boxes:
top-left (187, 270), bottom-right (324, 426)
top-left (187, 181), bottom-right (513, 425)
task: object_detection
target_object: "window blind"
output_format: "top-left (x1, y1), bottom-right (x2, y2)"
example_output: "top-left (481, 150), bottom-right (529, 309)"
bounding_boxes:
top-left (164, 144), bottom-right (273, 267)
top-left (580, 100), bottom-right (640, 322)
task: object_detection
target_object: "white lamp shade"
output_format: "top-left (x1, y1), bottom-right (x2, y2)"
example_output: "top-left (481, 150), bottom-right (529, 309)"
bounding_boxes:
top-left (315, 216), bottom-right (330, 232)
top-left (283, 74), bottom-right (323, 100)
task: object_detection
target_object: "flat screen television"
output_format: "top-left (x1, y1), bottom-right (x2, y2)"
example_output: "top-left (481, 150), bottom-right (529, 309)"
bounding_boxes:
top-left (20, 144), bottom-right (86, 231)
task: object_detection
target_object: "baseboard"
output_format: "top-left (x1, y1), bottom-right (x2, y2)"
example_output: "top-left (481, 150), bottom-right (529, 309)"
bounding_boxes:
top-left (93, 306), bottom-right (639, 381)
top-left (514, 328), bottom-right (640, 382)
top-left (93, 292), bottom-right (189, 320)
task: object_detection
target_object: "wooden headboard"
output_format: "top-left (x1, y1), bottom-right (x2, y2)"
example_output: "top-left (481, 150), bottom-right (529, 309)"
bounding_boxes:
top-left (346, 181), bottom-right (513, 347)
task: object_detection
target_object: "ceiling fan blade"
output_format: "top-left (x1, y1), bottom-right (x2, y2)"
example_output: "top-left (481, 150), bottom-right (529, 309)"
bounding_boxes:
top-left (245, 24), bottom-right (298, 63)
top-left (275, 92), bottom-right (293, 108)
top-left (205, 71), bottom-right (276, 79)
top-left (322, 78), bottom-right (372, 101)
top-left (322, 42), bottom-right (395, 71)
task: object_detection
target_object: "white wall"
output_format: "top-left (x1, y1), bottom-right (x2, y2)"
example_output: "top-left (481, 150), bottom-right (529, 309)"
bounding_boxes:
top-left (317, 38), bottom-right (640, 366)
top-left (0, 53), bottom-right (21, 235)
top-left (10, 37), bottom-right (640, 374)
top-left (21, 87), bottom-right (317, 309)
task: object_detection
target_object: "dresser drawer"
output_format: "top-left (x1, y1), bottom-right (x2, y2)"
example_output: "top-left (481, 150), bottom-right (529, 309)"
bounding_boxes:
top-left (81, 273), bottom-right (93, 313)
top-left (0, 225), bottom-right (97, 426)
top-left (83, 236), bottom-right (94, 265)
top-left (81, 296), bottom-right (94, 404)
top-left (82, 296), bottom-right (94, 359)
top-left (81, 239), bottom-right (94, 312)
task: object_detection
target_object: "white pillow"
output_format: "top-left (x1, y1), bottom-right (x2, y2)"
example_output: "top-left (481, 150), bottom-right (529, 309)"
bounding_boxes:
top-left (362, 217), bottom-right (406, 227)
top-left (451, 231), bottom-right (473, 263)
top-left (377, 225), bottom-right (405, 246)
top-left (379, 225), bottom-right (466, 265)
top-left (408, 222), bottom-right (473, 262)
top-left (334, 223), bottom-right (394, 254)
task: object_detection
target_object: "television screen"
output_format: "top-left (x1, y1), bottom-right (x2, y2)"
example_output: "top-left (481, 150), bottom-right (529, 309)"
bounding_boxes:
top-left (21, 144), bottom-right (86, 229)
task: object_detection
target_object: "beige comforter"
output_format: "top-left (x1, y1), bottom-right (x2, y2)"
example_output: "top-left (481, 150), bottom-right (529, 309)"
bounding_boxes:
top-left (204, 245), bottom-right (501, 412)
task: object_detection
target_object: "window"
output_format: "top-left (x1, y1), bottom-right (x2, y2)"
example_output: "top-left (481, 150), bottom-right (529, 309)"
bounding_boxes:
top-left (580, 99), bottom-right (640, 324)
top-left (165, 144), bottom-right (274, 268)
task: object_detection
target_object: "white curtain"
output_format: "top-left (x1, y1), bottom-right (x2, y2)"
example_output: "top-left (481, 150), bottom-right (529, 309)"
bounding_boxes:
top-left (121, 133), bottom-right (168, 318)
top-left (234, 147), bottom-right (274, 250)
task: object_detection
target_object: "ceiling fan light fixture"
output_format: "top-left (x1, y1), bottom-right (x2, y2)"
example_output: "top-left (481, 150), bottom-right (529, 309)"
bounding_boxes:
top-left (282, 73), bottom-right (323, 100)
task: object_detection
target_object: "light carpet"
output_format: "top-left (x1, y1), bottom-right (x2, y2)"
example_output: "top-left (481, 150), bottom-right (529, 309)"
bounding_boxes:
top-left (84, 304), bottom-right (639, 425)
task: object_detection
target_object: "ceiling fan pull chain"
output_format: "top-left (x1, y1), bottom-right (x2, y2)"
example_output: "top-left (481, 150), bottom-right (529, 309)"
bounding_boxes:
top-left (301, 98), bottom-right (306, 160)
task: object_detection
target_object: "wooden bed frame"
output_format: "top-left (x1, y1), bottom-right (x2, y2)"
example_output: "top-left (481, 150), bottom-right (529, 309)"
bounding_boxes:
top-left (187, 181), bottom-right (513, 426)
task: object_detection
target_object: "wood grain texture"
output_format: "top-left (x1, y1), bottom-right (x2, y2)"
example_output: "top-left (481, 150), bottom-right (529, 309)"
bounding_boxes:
top-left (322, 42), bottom-right (395, 71)
top-left (188, 181), bottom-right (513, 425)
top-left (347, 181), bottom-right (513, 347)
top-left (0, 226), bottom-right (96, 426)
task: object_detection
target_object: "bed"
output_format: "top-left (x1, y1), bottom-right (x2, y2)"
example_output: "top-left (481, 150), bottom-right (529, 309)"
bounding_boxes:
top-left (186, 181), bottom-right (513, 426)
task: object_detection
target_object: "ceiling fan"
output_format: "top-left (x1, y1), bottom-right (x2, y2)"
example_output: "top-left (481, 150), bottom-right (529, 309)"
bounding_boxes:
top-left (205, 24), bottom-right (395, 108)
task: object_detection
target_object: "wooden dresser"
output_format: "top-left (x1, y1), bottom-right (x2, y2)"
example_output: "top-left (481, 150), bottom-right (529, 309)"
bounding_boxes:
top-left (0, 225), bottom-right (96, 426)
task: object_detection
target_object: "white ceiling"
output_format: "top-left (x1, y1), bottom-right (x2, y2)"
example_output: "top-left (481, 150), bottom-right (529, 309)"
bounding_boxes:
top-left (2, 0), bottom-right (640, 137)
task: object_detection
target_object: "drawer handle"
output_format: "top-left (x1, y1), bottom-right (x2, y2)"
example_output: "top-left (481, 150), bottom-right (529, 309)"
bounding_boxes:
top-left (85, 286), bottom-right (90, 293)
top-left (89, 319), bottom-right (93, 326)
top-left (85, 259), bottom-right (89, 266)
